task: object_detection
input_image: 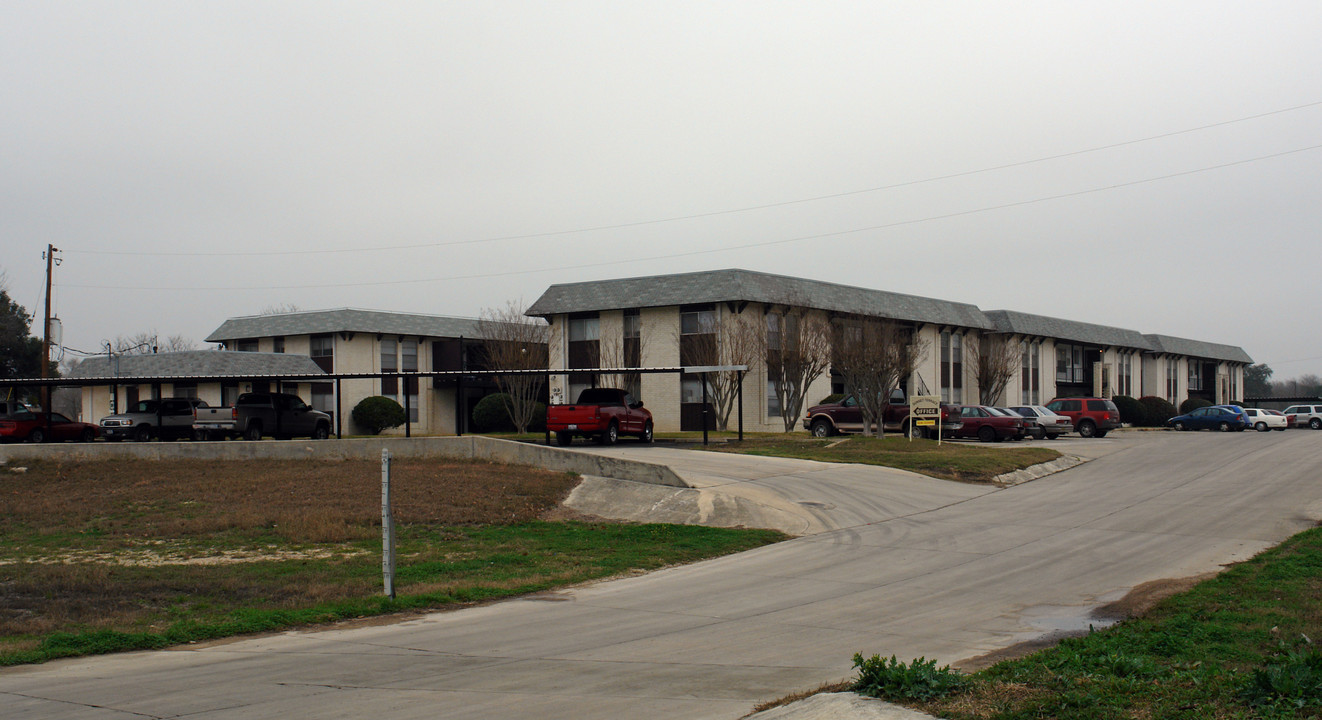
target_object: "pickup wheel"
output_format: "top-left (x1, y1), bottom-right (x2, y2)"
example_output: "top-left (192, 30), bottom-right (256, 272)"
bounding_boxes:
top-left (312, 423), bottom-right (330, 440)
top-left (244, 424), bottom-right (263, 441)
top-left (810, 419), bottom-right (834, 438)
top-left (80, 428), bottom-right (96, 443)
top-left (133, 425), bottom-right (152, 443)
top-left (639, 422), bottom-right (653, 443)
top-left (598, 422), bottom-right (618, 445)
top-left (556, 431), bottom-right (573, 446)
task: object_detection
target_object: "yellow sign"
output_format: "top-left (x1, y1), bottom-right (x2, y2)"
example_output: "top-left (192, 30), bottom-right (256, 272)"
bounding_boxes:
top-left (916, 419), bottom-right (936, 426)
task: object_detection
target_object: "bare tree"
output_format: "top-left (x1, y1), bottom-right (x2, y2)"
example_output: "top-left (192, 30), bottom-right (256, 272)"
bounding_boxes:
top-left (598, 321), bottom-right (646, 401)
top-left (477, 301), bottom-right (550, 434)
top-left (114, 331), bottom-right (197, 355)
top-left (260, 303), bottom-right (302, 315)
top-left (672, 310), bottom-right (764, 431)
top-left (831, 317), bottom-right (929, 436)
top-left (970, 334), bottom-right (1020, 405)
top-left (766, 305), bottom-right (833, 432)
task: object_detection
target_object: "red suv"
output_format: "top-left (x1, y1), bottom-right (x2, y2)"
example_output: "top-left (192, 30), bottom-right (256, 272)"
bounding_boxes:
top-left (1046, 397), bottom-right (1119, 438)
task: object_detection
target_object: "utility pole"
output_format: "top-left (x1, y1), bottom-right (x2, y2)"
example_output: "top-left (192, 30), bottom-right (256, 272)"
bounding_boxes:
top-left (41, 245), bottom-right (60, 410)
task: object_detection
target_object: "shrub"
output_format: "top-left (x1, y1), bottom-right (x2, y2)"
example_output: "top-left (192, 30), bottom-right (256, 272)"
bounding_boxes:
top-left (851, 653), bottom-right (966, 702)
top-left (1112, 395), bottom-right (1146, 426)
top-left (1179, 397), bottom-right (1213, 414)
top-left (472, 393), bottom-right (546, 433)
top-left (1138, 396), bottom-right (1177, 427)
top-left (351, 396), bottom-right (406, 435)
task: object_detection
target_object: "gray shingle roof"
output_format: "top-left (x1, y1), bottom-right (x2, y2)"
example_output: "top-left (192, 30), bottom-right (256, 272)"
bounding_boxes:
top-left (526, 269), bottom-right (993, 329)
top-left (206, 309), bottom-right (495, 343)
top-left (1143, 334), bottom-right (1253, 364)
top-left (985, 310), bottom-right (1153, 349)
top-left (68, 351), bottom-right (327, 379)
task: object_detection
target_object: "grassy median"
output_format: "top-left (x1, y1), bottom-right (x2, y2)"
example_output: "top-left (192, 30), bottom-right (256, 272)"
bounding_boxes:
top-left (0, 457), bottom-right (785, 666)
top-left (706, 436), bottom-right (1061, 483)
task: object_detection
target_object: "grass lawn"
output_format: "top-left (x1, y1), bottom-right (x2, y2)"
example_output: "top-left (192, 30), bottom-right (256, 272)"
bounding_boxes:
top-left (0, 457), bottom-right (784, 666)
top-left (705, 435), bottom-right (1061, 483)
top-left (825, 526), bottom-right (1322, 719)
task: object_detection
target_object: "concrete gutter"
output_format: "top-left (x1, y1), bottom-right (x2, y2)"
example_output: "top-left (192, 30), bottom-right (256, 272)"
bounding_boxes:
top-left (991, 454), bottom-right (1087, 486)
top-left (0, 436), bottom-right (689, 488)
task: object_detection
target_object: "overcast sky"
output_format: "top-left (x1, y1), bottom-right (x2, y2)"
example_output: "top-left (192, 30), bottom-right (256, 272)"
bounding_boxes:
top-left (3, 2), bottom-right (1320, 378)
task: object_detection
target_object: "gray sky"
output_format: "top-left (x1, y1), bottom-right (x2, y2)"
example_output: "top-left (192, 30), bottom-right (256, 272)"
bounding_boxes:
top-left (3, 2), bottom-right (1320, 378)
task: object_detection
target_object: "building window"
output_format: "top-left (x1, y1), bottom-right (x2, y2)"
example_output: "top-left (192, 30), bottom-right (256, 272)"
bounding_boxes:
top-left (1020, 340), bottom-right (1040, 405)
top-left (1166, 360), bottom-right (1178, 403)
top-left (172, 382), bottom-right (198, 399)
top-left (310, 334), bottom-right (334, 372)
top-left (381, 338), bottom-right (398, 399)
top-left (1056, 343), bottom-right (1085, 384)
top-left (1188, 361), bottom-right (1205, 392)
top-left (402, 339), bottom-right (419, 422)
top-left (567, 314), bottom-right (600, 400)
top-left (272, 337), bottom-right (285, 353)
top-left (235, 338), bottom-right (258, 352)
top-left (766, 380), bottom-right (780, 418)
top-left (940, 331), bottom-right (963, 403)
top-left (1117, 354), bottom-right (1134, 397)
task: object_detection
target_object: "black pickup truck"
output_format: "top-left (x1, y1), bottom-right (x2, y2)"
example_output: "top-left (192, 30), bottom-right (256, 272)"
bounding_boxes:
top-left (192, 392), bottom-right (332, 440)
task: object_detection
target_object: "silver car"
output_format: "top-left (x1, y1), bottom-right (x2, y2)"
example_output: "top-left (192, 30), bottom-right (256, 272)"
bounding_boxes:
top-left (1008, 405), bottom-right (1072, 439)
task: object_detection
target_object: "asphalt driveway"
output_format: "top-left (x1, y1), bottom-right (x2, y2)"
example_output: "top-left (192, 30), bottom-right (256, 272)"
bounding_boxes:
top-left (4, 431), bottom-right (1321, 719)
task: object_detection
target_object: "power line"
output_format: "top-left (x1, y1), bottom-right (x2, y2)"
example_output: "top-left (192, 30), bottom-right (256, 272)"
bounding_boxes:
top-left (64, 100), bottom-right (1322, 259)
top-left (61, 142), bottom-right (1322, 292)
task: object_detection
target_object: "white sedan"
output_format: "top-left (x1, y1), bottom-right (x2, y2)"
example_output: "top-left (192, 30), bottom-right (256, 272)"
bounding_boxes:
top-left (1244, 408), bottom-right (1288, 432)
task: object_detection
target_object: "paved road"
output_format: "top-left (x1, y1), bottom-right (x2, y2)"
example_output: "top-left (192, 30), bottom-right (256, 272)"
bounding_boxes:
top-left (5, 431), bottom-right (1321, 719)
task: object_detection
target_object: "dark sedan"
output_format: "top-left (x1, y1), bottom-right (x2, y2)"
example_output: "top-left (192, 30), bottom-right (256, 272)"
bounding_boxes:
top-left (953, 405), bottom-right (1026, 442)
top-left (1166, 405), bottom-right (1249, 432)
top-left (0, 411), bottom-right (100, 443)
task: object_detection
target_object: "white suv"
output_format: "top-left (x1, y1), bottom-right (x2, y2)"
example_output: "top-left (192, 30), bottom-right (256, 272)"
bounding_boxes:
top-left (1282, 404), bottom-right (1322, 430)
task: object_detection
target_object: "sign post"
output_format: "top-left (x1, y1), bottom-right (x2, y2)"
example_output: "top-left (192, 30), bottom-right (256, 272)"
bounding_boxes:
top-left (381, 448), bottom-right (396, 599)
top-left (909, 395), bottom-right (942, 445)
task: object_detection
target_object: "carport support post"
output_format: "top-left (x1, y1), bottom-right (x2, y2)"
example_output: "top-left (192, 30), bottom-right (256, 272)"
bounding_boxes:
top-left (334, 377), bottom-right (343, 438)
top-left (381, 448), bottom-right (396, 599)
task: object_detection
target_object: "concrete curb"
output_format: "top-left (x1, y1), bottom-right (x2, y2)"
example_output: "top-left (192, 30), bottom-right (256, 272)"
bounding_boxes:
top-left (0, 436), bottom-right (689, 488)
top-left (991, 454), bottom-right (1087, 486)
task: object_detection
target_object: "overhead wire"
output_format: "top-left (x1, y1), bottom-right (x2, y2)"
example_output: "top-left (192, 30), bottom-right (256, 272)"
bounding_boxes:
top-left (62, 99), bottom-right (1322, 259)
top-left (60, 141), bottom-right (1322, 291)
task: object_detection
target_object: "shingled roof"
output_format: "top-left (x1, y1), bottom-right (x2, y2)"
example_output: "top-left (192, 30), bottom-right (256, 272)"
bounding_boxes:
top-left (206, 308), bottom-right (494, 344)
top-left (68, 351), bottom-right (327, 379)
top-left (1143, 334), bottom-right (1254, 364)
top-left (526, 269), bottom-right (993, 329)
top-left (984, 310), bottom-right (1153, 350)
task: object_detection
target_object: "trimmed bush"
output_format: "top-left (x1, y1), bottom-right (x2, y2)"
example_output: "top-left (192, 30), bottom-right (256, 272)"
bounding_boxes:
top-left (1112, 395), bottom-right (1146, 426)
top-left (1179, 397), bottom-right (1213, 414)
top-left (1138, 396), bottom-right (1177, 427)
top-left (472, 393), bottom-right (546, 434)
top-left (351, 396), bottom-right (406, 435)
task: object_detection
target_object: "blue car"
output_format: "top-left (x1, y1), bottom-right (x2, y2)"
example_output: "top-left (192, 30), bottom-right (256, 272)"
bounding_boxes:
top-left (1167, 405), bottom-right (1249, 432)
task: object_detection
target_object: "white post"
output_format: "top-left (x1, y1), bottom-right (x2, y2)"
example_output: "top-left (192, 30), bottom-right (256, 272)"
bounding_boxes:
top-left (381, 448), bottom-right (395, 599)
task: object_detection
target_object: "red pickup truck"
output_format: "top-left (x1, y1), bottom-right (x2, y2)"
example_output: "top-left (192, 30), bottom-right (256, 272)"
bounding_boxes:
top-left (802, 391), bottom-right (963, 439)
top-left (547, 388), bottom-right (653, 446)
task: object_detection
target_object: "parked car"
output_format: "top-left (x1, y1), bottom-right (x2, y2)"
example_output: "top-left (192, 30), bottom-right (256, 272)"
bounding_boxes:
top-left (1269, 409), bottom-right (1294, 428)
top-left (1167, 405), bottom-right (1249, 432)
top-left (1243, 408), bottom-right (1288, 432)
top-left (1045, 397), bottom-right (1120, 438)
top-left (547, 388), bottom-right (653, 445)
top-left (99, 397), bottom-right (210, 442)
top-left (1282, 404), bottom-right (1322, 430)
top-left (0, 411), bottom-right (99, 443)
top-left (192, 392), bottom-right (332, 440)
top-left (802, 389), bottom-right (963, 438)
top-left (952, 405), bottom-right (1026, 442)
top-left (1009, 405), bottom-right (1073, 439)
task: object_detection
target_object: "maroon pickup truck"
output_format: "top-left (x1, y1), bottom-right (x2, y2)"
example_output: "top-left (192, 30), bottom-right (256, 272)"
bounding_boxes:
top-left (802, 391), bottom-right (963, 438)
top-left (547, 388), bottom-right (654, 446)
